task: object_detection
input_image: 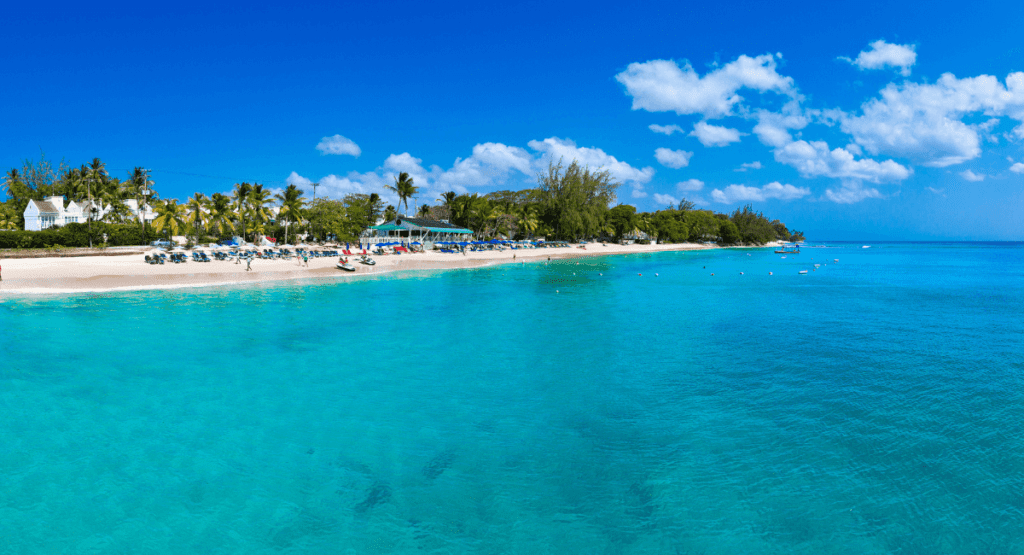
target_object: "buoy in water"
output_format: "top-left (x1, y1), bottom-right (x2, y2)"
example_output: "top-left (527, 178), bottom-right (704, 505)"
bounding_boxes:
top-left (769, 272), bottom-right (773, 275)
top-left (655, 273), bottom-right (659, 276)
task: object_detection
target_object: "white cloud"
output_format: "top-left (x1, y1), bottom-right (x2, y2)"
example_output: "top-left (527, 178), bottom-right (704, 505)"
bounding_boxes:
top-left (316, 134), bottom-right (362, 157)
top-left (711, 181), bottom-right (810, 203)
top-left (690, 121), bottom-right (744, 147)
top-left (677, 178), bottom-right (705, 192)
top-left (649, 124), bottom-right (684, 135)
top-left (653, 193), bottom-right (678, 206)
top-left (654, 148), bottom-right (693, 169)
top-left (774, 139), bottom-right (911, 183)
top-left (1010, 162), bottom-right (1024, 173)
top-left (735, 161), bottom-right (763, 172)
top-left (926, 187), bottom-right (946, 196)
top-left (824, 182), bottom-right (884, 204)
top-left (285, 171), bottom-right (312, 188)
top-left (752, 101), bottom-right (810, 148)
top-left (528, 137), bottom-right (655, 185)
top-left (960, 169), bottom-right (985, 182)
top-left (615, 53), bottom-right (797, 118)
top-left (840, 72), bottom-right (1024, 167)
top-left (291, 137), bottom-right (651, 209)
top-left (841, 40), bottom-right (917, 76)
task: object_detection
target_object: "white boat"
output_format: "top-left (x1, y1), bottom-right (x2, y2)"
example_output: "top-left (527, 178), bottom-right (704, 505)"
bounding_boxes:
top-left (359, 256), bottom-right (376, 266)
top-left (798, 270), bottom-right (808, 274)
top-left (862, 245), bottom-right (871, 249)
top-left (336, 258), bottom-right (356, 271)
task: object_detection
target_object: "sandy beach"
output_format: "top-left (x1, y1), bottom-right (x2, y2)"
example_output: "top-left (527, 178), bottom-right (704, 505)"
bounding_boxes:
top-left (0, 242), bottom-right (722, 294)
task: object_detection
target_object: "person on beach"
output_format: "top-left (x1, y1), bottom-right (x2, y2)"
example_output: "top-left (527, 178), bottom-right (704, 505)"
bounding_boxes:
top-left (246, 257), bottom-right (252, 272)
top-left (303, 253), bottom-right (308, 267)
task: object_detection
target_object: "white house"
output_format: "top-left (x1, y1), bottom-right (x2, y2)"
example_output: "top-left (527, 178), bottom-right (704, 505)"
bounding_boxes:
top-left (24, 198), bottom-right (62, 231)
top-left (23, 195), bottom-right (156, 230)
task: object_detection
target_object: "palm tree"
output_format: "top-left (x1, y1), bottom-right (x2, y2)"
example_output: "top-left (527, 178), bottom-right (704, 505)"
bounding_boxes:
top-left (517, 205), bottom-right (539, 238)
top-left (248, 184), bottom-right (272, 241)
top-left (207, 193), bottom-right (233, 238)
top-left (383, 205), bottom-right (397, 222)
top-left (231, 182), bottom-right (252, 241)
top-left (367, 192), bottom-right (382, 224)
top-left (2, 168), bottom-right (21, 199)
top-left (275, 184), bottom-right (306, 244)
top-left (152, 199), bottom-right (187, 241)
top-left (384, 172), bottom-right (418, 215)
top-left (438, 191), bottom-right (457, 207)
top-left (126, 167), bottom-right (156, 237)
top-left (418, 204), bottom-right (432, 217)
top-left (185, 193), bottom-right (209, 245)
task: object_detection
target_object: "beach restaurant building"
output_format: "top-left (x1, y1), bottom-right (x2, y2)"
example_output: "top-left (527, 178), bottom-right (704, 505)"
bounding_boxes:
top-left (361, 217), bottom-right (473, 248)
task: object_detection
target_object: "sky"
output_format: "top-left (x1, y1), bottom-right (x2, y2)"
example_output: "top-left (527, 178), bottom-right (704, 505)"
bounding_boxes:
top-left (2, 0), bottom-right (1023, 240)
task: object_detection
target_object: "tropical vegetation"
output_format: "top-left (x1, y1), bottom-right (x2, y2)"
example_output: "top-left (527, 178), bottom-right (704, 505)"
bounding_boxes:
top-left (2, 155), bottom-right (803, 248)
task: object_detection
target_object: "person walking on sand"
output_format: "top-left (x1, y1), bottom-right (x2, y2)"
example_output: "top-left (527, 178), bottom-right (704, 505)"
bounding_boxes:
top-left (302, 253), bottom-right (308, 267)
top-left (246, 257), bottom-right (252, 272)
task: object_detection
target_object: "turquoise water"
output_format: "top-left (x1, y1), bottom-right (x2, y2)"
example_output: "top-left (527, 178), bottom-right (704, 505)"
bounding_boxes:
top-left (2, 243), bottom-right (1023, 554)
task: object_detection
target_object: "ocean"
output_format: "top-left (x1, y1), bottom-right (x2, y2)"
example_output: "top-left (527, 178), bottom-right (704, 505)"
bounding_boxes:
top-left (1, 242), bottom-right (1023, 554)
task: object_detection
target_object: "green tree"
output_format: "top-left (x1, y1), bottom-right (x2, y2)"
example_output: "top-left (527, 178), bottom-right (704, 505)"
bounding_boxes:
top-left (231, 182), bottom-right (252, 241)
top-left (606, 204), bottom-right (638, 238)
top-left (685, 210), bottom-right (720, 242)
top-left (384, 172), bottom-right (418, 215)
top-left (536, 160), bottom-right (619, 241)
top-left (152, 199), bottom-right (187, 241)
top-left (185, 193), bottom-right (209, 244)
top-left (383, 204), bottom-right (397, 222)
top-left (718, 219), bottom-right (741, 244)
top-left (275, 184), bottom-right (306, 244)
top-left (207, 193), bottom-right (234, 239)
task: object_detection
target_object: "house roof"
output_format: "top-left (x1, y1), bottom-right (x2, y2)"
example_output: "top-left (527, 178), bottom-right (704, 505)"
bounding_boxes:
top-left (29, 199), bottom-right (59, 214)
top-left (370, 217), bottom-right (473, 234)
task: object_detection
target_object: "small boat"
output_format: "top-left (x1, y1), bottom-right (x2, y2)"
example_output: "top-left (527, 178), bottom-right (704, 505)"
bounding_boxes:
top-left (834, 259), bottom-right (839, 263)
top-left (798, 270), bottom-right (808, 274)
top-left (862, 245), bottom-right (871, 249)
top-left (814, 264), bottom-right (821, 268)
top-left (359, 256), bottom-right (376, 266)
top-left (775, 244), bottom-right (800, 254)
top-left (336, 257), bottom-right (356, 271)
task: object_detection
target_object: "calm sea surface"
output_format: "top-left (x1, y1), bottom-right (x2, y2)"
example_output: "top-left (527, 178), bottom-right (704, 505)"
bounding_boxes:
top-left (2, 242), bottom-right (1023, 554)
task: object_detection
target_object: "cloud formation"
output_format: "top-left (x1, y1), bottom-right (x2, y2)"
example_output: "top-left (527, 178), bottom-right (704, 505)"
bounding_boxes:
top-left (316, 134), bottom-right (362, 157)
top-left (841, 40), bottom-right (917, 76)
top-left (960, 169), bottom-right (985, 182)
top-left (735, 161), bottom-right (762, 172)
top-left (690, 121), bottom-right (744, 147)
top-left (774, 139), bottom-right (912, 183)
top-left (649, 124), bottom-right (684, 135)
top-left (824, 182), bottom-right (884, 204)
top-left (528, 137), bottom-right (655, 186)
top-left (289, 136), bottom-right (653, 208)
top-left (711, 182), bottom-right (810, 203)
top-left (615, 53), bottom-right (797, 118)
top-left (840, 72), bottom-right (1024, 167)
top-left (1011, 162), bottom-right (1024, 174)
top-left (677, 179), bottom-right (704, 192)
top-left (653, 193), bottom-right (678, 206)
top-left (654, 148), bottom-right (693, 169)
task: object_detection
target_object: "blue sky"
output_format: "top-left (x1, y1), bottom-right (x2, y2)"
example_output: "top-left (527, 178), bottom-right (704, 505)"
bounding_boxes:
top-left (2, 0), bottom-right (1023, 240)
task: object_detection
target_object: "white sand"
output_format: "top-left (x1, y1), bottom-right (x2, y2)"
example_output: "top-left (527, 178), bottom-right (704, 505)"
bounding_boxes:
top-left (0, 242), bottom-right (720, 294)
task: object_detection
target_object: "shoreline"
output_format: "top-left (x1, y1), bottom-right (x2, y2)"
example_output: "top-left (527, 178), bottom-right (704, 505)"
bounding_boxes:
top-left (0, 242), bottom-right (737, 295)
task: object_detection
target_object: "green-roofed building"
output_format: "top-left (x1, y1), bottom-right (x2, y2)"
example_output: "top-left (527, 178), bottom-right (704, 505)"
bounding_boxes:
top-left (361, 217), bottom-right (474, 249)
